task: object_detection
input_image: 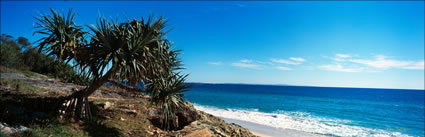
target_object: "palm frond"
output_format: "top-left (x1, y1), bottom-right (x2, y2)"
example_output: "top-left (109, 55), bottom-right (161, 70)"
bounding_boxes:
top-left (33, 8), bottom-right (86, 63)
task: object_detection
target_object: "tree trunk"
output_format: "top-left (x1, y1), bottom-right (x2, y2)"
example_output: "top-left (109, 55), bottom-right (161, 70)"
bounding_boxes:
top-left (59, 65), bottom-right (118, 120)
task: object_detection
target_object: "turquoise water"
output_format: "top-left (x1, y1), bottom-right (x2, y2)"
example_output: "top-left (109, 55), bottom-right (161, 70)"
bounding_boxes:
top-left (184, 83), bottom-right (425, 137)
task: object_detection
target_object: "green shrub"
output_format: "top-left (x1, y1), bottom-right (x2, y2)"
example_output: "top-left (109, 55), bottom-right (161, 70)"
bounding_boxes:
top-left (0, 34), bottom-right (25, 69)
top-left (0, 34), bottom-right (91, 85)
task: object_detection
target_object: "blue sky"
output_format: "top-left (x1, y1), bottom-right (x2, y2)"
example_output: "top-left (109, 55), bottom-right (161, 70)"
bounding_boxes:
top-left (1, 1), bottom-right (424, 89)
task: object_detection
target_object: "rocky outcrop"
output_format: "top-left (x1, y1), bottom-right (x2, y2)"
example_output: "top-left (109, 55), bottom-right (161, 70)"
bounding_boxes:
top-left (0, 122), bottom-right (29, 135)
top-left (181, 110), bottom-right (257, 137)
top-left (184, 129), bottom-right (214, 137)
top-left (148, 102), bottom-right (257, 137)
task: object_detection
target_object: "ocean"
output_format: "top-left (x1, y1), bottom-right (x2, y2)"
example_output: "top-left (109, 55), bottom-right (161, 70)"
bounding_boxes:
top-left (184, 83), bottom-right (425, 137)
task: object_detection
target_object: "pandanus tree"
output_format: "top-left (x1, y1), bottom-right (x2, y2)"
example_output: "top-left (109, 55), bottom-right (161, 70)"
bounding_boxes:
top-left (34, 8), bottom-right (190, 129)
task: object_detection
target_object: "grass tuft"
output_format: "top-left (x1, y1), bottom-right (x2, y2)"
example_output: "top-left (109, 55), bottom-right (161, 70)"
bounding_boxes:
top-left (15, 120), bottom-right (89, 137)
top-left (16, 70), bottom-right (38, 77)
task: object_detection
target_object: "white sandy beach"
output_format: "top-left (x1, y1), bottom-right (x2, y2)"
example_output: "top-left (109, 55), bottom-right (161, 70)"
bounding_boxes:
top-left (220, 117), bottom-right (322, 137)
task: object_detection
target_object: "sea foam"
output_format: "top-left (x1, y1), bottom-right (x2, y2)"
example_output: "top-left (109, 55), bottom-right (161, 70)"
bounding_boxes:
top-left (194, 104), bottom-right (413, 137)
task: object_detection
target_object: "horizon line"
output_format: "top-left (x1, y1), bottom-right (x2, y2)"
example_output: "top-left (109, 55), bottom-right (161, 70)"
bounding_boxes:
top-left (185, 81), bottom-right (425, 91)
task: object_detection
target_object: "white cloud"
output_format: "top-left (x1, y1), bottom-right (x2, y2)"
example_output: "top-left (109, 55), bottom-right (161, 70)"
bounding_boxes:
top-left (272, 57), bottom-right (305, 65)
top-left (257, 61), bottom-right (273, 65)
top-left (271, 59), bottom-right (301, 65)
top-left (349, 55), bottom-right (424, 70)
top-left (232, 60), bottom-right (262, 69)
top-left (320, 64), bottom-right (363, 72)
top-left (208, 62), bottom-right (222, 66)
top-left (276, 66), bottom-right (292, 71)
top-left (290, 57), bottom-right (305, 62)
top-left (336, 54), bottom-right (351, 58)
top-left (333, 54), bottom-right (351, 62)
top-left (232, 63), bottom-right (262, 69)
top-left (323, 54), bottom-right (424, 72)
top-left (240, 59), bottom-right (252, 63)
top-left (402, 61), bottom-right (424, 70)
top-left (333, 58), bottom-right (346, 62)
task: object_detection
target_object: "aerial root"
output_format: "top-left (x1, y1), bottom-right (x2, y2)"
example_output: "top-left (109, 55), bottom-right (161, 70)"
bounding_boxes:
top-left (58, 94), bottom-right (92, 120)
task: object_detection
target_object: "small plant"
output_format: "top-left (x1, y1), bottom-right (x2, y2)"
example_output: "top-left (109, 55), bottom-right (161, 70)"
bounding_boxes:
top-left (149, 72), bottom-right (191, 130)
top-left (16, 82), bottom-right (20, 91)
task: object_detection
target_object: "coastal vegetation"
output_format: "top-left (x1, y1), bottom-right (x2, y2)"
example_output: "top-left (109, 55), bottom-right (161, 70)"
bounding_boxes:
top-left (0, 70), bottom-right (255, 136)
top-left (31, 8), bottom-right (191, 130)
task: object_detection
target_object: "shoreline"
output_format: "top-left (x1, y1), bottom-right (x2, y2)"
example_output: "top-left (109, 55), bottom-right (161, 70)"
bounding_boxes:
top-left (250, 131), bottom-right (273, 137)
top-left (220, 117), bottom-right (322, 137)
